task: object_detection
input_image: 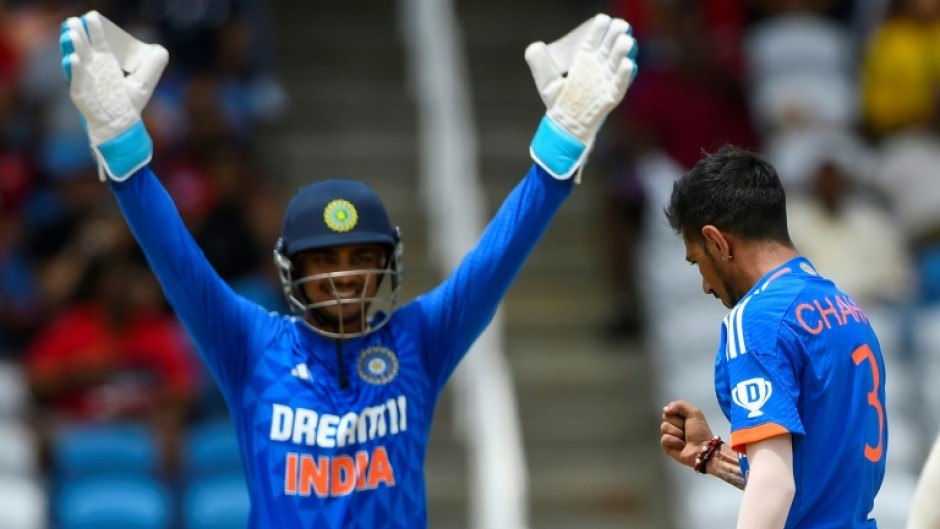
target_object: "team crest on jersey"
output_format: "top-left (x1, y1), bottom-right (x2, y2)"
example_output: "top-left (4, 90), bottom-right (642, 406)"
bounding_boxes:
top-left (731, 377), bottom-right (773, 418)
top-left (800, 262), bottom-right (817, 276)
top-left (357, 346), bottom-right (399, 385)
top-left (324, 199), bottom-right (358, 233)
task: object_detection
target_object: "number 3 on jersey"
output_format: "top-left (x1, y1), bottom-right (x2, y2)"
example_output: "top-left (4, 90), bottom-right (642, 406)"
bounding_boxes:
top-left (852, 344), bottom-right (884, 463)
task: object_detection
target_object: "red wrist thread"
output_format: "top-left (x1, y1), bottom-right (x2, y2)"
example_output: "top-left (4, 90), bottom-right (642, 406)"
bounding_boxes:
top-left (693, 436), bottom-right (723, 474)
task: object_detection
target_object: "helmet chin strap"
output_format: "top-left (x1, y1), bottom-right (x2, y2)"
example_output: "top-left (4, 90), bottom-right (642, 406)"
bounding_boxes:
top-left (305, 306), bottom-right (364, 336)
top-left (334, 339), bottom-right (349, 389)
top-left (304, 308), bottom-right (354, 390)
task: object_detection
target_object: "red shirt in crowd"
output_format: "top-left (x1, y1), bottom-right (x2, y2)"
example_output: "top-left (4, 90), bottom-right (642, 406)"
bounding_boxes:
top-left (25, 303), bottom-right (200, 422)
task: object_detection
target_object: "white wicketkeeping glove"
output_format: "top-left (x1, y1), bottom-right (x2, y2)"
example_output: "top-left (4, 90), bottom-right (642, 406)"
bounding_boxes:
top-left (526, 14), bottom-right (638, 181)
top-left (60, 11), bottom-right (168, 182)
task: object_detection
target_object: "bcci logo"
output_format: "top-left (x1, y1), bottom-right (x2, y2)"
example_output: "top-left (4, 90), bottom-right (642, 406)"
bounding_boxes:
top-left (324, 199), bottom-right (358, 233)
top-left (731, 378), bottom-right (773, 418)
top-left (357, 346), bottom-right (399, 385)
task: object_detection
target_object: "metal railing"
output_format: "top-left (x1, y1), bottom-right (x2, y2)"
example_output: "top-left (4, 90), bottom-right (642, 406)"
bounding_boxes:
top-left (399, 0), bottom-right (529, 527)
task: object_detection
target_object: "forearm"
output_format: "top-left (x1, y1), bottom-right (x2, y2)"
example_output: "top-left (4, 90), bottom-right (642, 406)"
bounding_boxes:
top-left (418, 165), bottom-right (571, 384)
top-left (112, 167), bottom-right (239, 338)
top-left (735, 437), bottom-right (795, 529)
top-left (424, 165), bottom-right (571, 340)
top-left (908, 434), bottom-right (940, 529)
top-left (705, 445), bottom-right (745, 490)
top-left (111, 167), bottom-right (258, 388)
top-left (464, 164), bottom-right (571, 288)
top-left (736, 473), bottom-right (793, 529)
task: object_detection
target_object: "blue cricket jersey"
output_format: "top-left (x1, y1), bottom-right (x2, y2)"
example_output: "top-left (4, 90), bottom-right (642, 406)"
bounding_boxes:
top-left (112, 164), bottom-right (572, 528)
top-left (714, 256), bottom-right (887, 529)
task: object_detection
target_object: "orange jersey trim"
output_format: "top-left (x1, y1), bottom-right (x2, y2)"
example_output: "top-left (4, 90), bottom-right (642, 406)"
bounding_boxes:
top-left (762, 267), bottom-right (791, 290)
top-left (730, 423), bottom-right (790, 454)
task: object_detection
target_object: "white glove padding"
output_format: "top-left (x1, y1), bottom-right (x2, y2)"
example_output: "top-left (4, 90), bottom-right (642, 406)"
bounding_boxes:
top-left (60, 11), bottom-right (168, 181)
top-left (527, 14), bottom-right (638, 181)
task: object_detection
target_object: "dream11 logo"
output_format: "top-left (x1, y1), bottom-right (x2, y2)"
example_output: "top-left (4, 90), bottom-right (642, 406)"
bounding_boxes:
top-left (731, 378), bottom-right (773, 418)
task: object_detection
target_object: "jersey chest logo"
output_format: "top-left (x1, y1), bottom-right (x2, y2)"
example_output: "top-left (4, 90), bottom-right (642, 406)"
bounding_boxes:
top-left (357, 346), bottom-right (399, 385)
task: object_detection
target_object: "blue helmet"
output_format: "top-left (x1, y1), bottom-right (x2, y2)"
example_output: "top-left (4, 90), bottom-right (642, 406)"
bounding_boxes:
top-left (279, 179), bottom-right (398, 256)
top-left (273, 179), bottom-right (402, 338)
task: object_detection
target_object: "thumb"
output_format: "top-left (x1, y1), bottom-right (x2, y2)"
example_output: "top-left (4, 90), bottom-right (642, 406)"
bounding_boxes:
top-left (524, 41), bottom-right (563, 107)
top-left (126, 44), bottom-right (169, 111)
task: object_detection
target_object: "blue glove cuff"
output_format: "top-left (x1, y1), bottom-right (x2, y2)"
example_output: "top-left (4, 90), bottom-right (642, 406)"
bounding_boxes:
top-left (529, 115), bottom-right (586, 180)
top-left (96, 120), bottom-right (153, 181)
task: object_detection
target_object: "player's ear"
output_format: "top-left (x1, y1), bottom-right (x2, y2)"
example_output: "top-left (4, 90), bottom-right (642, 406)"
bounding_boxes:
top-left (701, 225), bottom-right (730, 259)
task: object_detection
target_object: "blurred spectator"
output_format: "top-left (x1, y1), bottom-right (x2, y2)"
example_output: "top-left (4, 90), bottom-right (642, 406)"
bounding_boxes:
top-left (144, 6), bottom-right (286, 147)
top-left (152, 0), bottom-right (285, 86)
top-left (618, 0), bottom-right (756, 170)
top-left (861, 0), bottom-right (940, 138)
top-left (16, 2), bottom-right (95, 179)
top-left (152, 77), bottom-right (285, 311)
top-left (613, 0), bottom-right (747, 77)
top-left (141, 0), bottom-right (237, 73)
top-left (781, 128), bottom-right (913, 305)
top-left (0, 13), bottom-right (41, 359)
top-left (873, 122), bottom-right (940, 304)
top-left (0, 12), bottom-right (23, 135)
top-left (192, 139), bottom-right (286, 312)
top-left (745, 0), bottom-right (859, 137)
top-left (22, 164), bottom-right (123, 314)
top-left (0, 1), bottom-right (288, 524)
top-left (853, 0), bottom-right (893, 46)
top-left (598, 0), bottom-right (755, 338)
top-left (24, 244), bottom-right (201, 478)
top-left (214, 16), bottom-right (287, 136)
top-left (0, 205), bottom-right (42, 358)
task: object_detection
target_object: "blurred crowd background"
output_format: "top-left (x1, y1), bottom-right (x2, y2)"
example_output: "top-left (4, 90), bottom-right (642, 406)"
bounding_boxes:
top-left (0, 1), bottom-right (288, 527)
top-left (602, 0), bottom-right (939, 340)
top-left (0, 0), bottom-right (937, 528)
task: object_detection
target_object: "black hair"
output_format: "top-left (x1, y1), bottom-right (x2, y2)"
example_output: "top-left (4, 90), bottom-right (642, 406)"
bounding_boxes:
top-left (665, 145), bottom-right (793, 245)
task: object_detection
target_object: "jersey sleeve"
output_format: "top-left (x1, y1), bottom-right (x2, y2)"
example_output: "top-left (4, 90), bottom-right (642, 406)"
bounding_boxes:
top-left (723, 297), bottom-right (805, 453)
top-left (110, 167), bottom-right (281, 401)
top-left (415, 164), bottom-right (572, 390)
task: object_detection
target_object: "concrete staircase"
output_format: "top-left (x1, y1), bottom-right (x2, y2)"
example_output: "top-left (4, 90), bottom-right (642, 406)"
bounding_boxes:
top-left (265, 1), bottom-right (672, 527)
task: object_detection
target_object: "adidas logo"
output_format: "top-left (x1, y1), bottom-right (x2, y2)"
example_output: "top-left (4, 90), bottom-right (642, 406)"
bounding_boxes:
top-left (290, 363), bottom-right (312, 381)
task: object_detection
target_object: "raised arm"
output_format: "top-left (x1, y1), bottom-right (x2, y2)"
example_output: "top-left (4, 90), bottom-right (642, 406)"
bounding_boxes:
top-left (59, 11), bottom-right (274, 393)
top-left (418, 14), bottom-right (638, 386)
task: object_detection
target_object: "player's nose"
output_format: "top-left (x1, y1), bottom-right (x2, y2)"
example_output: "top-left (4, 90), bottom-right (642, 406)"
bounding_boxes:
top-left (702, 278), bottom-right (713, 296)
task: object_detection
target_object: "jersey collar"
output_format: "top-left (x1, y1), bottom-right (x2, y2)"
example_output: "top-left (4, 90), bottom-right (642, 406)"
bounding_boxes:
top-left (743, 255), bottom-right (817, 301)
